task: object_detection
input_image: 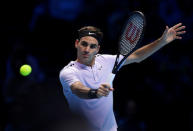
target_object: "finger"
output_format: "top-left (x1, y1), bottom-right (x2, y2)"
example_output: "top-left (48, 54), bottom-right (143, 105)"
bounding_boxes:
top-left (172, 23), bottom-right (182, 29)
top-left (176, 31), bottom-right (186, 35)
top-left (103, 86), bottom-right (114, 92)
top-left (101, 87), bottom-right (111, 96)
top-left (97, 89), bottom-right (106, 97)
top-left (101, 83), bottom-right (111, 89)
top-left (99, 86), bottom-right (109, 92)
top-left (162, 26), bottom-right (169, 36)
top-left (175, 36), bottom-right (182, 39)
top-left (98, 88), bottom-right (109, 94)
top-left (166, 26), bottom-right (169, 30)
top-left (164, 26), bottom-right (169, 32)
top-left (175, 26), bottom-right (186, 31)
top-left (97, 92), bottom-right (106, 97)
top-left (109, 88), bottom-right (114, 91)
top-left (99, 91), bottom-right (109, 97)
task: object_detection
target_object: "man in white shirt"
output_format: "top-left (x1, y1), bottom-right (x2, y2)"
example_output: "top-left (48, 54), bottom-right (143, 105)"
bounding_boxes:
top-left (59, 24), bottom-right (185, 131)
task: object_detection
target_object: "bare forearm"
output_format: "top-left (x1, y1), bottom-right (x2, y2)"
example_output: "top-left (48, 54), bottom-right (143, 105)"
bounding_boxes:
top-left (70, 82), bottom-right (112, 99)
top-left (71, 82), bottom-right (91, 99)
top-left (132, 23), bottom-right (186, 63)
top-left (132, 38), bottom-right (166, 62)
top-left (124, 23), bottom-right (186, 65)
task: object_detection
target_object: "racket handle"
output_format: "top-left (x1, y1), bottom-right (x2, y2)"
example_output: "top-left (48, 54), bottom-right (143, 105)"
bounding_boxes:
top-left (106, 73), bottom-right (116, 87)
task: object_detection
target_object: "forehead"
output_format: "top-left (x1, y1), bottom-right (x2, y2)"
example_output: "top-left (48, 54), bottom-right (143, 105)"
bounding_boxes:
top-left (80, 36), bottom-right (99, 44)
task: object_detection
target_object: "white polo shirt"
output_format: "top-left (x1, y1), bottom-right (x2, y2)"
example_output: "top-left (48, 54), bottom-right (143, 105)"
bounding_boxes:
top-left (59, 54), bottom-right (123, 131)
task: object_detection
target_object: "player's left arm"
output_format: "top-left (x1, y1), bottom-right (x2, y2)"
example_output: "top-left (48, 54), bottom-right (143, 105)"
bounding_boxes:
top-left (124, 23), bottom-right (186, 65)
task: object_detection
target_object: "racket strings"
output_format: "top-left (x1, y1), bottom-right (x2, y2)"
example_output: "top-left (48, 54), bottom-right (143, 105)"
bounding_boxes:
top-left (119, 14), bottom-right (144, 55)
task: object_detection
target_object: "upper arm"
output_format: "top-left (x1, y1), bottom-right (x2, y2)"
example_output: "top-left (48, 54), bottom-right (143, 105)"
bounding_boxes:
top-left (59, 69), bottom-right (80, 91)
top-left (60, 70), bottom-right (90, 98)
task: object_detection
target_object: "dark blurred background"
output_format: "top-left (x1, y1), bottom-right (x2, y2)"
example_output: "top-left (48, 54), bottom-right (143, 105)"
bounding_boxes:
top-left (1, 0), bottom-right (193, 131)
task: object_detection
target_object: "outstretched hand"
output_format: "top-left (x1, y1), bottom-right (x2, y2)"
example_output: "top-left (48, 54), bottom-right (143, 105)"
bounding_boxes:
top-left (161, 23), bottom-right (186, 44)
top-left (97, 84), bottom-right (114, 98)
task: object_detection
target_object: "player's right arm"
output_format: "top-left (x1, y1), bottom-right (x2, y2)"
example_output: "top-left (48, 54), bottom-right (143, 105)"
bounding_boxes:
top-left (60, 65), bottom-right (113, 99)
top-left (71, 81), bottom-right (113, 99)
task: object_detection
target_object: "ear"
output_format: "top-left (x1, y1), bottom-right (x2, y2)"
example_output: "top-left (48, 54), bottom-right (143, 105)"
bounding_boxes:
top-left (96, 45), bottom-right (100, 54)
top-left (75, 39), bottom-right (79, 48)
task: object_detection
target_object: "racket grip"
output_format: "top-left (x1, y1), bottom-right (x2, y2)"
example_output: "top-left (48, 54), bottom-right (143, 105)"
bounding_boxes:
top-left (106, 73), bottom-right (116, 87)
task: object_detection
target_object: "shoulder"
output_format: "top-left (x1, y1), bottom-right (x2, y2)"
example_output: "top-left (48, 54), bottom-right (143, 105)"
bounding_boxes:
top-left (96, 54), bottom-right (117, 61)
top-left (95, 54), bottom-right (124, 67)
top-left (59, 61), bottom-right (80, 87)
top-left (59, 61), bottom-right (77, 79)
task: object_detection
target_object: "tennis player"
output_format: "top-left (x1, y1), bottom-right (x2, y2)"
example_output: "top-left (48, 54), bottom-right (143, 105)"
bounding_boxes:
top-left (59, 24), bottom-right (185, 131)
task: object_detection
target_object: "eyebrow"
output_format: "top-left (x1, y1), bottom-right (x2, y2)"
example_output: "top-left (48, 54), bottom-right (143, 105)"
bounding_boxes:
top-left (81, 41), bottom-right (98, 45)
top-left (80, 41), bottom-right (98, 48)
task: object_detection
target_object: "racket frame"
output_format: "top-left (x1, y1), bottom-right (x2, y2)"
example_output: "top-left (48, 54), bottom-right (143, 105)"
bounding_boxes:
top-left (112, 11), bottom-right (146, 74)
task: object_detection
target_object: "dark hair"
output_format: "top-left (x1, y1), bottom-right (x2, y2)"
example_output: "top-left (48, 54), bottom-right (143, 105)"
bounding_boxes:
top-left (78, 26), bottom-right (103, 44)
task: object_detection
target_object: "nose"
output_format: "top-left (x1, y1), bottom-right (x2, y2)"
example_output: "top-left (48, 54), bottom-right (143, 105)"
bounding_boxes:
top-left (84, 46), bottom-right (90, 52)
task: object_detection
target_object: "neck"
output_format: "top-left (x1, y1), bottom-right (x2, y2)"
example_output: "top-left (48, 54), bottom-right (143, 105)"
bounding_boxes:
top-left (76, 57), bottom-right (95, 66)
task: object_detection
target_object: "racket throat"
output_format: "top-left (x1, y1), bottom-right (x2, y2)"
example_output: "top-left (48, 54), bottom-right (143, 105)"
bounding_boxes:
top-left (112, 56), bottom-right (127, 74)
top-left (112, 69), bottom-right (118, 74)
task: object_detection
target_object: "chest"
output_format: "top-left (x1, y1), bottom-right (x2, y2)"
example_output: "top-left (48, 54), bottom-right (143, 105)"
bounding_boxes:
top-left (76, 62), bottom-right (112, 88)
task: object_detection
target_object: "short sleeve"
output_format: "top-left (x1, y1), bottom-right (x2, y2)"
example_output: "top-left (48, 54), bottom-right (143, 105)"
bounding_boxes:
top-left (59, 68), bottom-right (80, 91)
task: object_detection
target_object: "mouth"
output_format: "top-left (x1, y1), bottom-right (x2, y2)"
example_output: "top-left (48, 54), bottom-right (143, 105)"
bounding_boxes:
top-left (82, 54), bottom-right (89, 58)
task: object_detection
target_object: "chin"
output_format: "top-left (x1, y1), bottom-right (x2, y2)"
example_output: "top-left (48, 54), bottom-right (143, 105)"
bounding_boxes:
top-left (84, 59), bottom-right (92, 65)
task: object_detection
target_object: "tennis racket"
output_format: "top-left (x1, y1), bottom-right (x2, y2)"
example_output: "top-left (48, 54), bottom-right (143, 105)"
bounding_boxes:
top-left (107, 11), bottom-right (146, 85)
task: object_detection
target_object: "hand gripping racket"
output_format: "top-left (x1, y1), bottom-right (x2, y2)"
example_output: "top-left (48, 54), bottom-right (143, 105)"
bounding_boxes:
top-left (106, 11), bottom-right (146, 85)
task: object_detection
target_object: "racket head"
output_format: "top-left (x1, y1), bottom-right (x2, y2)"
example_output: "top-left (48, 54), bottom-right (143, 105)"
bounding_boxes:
top-left (119, 11), bottom-right (146, 56)
top-left (112, 11), bottom-right (146, 74)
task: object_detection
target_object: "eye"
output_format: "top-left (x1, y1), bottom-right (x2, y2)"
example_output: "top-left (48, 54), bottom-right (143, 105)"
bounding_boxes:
top-left (81, 41), bottom-right (88, 47)
top-left (90, 44), bottom-right (97, 49)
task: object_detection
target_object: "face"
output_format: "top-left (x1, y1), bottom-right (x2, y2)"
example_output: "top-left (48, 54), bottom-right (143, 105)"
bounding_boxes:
top-left (75, 36), bottom-right (100, 66)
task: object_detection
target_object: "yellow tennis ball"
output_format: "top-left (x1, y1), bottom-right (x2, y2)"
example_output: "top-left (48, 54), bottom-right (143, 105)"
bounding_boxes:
top-left (20, 64), bottom-right (32, 76)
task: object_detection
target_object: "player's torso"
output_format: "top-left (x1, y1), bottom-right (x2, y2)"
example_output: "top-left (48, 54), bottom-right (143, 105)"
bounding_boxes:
top-left (72, 55), bottom-right (113, 89)
top-left (63, 55), bottom-right (117, 130)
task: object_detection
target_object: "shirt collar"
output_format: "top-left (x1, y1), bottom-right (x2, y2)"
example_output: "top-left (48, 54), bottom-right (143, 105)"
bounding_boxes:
top-left (74, 61), bottom-right (95, 70)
